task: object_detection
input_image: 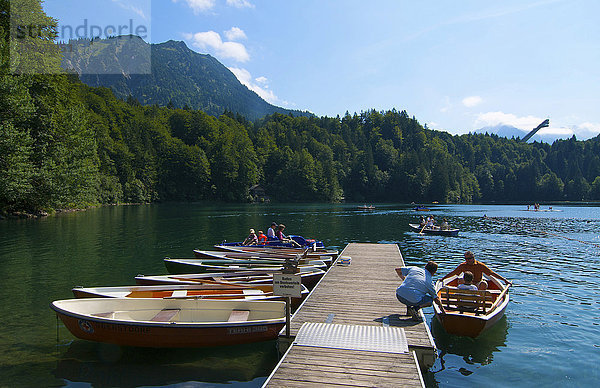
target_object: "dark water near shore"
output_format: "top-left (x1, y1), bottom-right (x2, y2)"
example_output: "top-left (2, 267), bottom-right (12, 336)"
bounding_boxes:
top-left (1, 203), bottom-right (599, 387)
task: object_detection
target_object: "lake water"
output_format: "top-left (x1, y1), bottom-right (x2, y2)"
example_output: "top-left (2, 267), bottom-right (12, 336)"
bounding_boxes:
top-left (1, 203), bottom-right (599, 387)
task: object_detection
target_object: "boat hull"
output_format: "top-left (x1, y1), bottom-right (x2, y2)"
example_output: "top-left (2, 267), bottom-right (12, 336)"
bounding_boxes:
top-left (135, 269), bottom-right (325, 290)
top-left (408, 223), bottom-right (459, 236)
top-left (164, 258), bottom-right (326, 275)
top-left (433, 277), bottom-right (509, 338)
top-left (51, 299), bottom-right (286, 348)
top-left (435, 301), bottom-right (508, 337)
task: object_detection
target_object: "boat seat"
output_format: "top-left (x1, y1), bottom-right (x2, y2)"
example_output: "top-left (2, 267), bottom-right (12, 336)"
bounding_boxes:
top-left (441, 288), bottom-right (493, 315)
top-left (150, 308), bottom-right (180, 322)
top-left (228, 309), bottom-right (250, 322)
top-left (92, 312), bottom-right (114, 318)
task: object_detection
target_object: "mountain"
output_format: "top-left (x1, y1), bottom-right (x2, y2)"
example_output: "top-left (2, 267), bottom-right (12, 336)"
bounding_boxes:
top-left (475, 124), bottom-right (571, 143)
top-left (61, 35), bottom-right (311, 121)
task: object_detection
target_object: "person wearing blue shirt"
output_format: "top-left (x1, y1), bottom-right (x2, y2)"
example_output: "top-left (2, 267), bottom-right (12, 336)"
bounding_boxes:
top-left (395, 261), bottom-right (446, 320)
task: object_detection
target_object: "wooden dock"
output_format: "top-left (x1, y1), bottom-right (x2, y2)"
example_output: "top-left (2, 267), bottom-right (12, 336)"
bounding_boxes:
top-left (263, 243), bottom-right (436, 387)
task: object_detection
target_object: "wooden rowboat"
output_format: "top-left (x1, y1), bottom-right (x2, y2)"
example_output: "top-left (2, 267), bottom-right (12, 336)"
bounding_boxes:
top-left (408, 223), bottom-right (460, 237)
top-left (163, 257), bottom-right (327, 274)
top-left (72, 283), bottom-right (309, 301)
top-left (135, 267), bottom-right (326, 290)
top-left (214, 245), bottom-right (339, 256)
top-left (51, 298), bottom-right (286, 347)
top-left (192, 249), bottom-right (334, 267)
top-left (72, 283), bottom-right (309, 308)
top-left (433, 275), bottom-right (510, 338)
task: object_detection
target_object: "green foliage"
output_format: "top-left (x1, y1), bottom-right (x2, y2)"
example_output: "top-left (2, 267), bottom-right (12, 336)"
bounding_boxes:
top-left (2, 0), bottom-right (600, 212)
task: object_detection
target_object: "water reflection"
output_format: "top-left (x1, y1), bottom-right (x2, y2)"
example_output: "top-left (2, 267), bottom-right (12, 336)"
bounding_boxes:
top-left (431, 315), bottom-right (508, 369)
top-left (53, 339), bottom-right (279, 387)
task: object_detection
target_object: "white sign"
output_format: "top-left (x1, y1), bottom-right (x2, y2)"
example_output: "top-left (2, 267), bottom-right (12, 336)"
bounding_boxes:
top-left (273, 273), bottom-right (302, 298)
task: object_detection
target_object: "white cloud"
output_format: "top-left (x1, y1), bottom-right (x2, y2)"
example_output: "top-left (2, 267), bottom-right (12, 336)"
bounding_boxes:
top-left (255, 76), bottom-right (268, 84)
top-left (111, 0), bottom-right (148, 20)
top-left (224, 27), bottom-right (247, 41)
top-left (173, 0), bottom-right (253, 13)
top-left (184, 31), bottom-right (250, 62)
top-left (226, 0), bottom-right (254, 8)
top-left (440, 96), bottom-right (451, 113)
top-left (475, 112), bottom-right (543, 129)
top-left (474, 111), bottom-right (574, 136)
top-left (173, 0), bottom-right (216, 14)
top-left (572, 122), bottom-right (600, 139)
top-left (229, 67), bottom-right (279, 104)
top-left (462, 95), bottom-right (483, 108)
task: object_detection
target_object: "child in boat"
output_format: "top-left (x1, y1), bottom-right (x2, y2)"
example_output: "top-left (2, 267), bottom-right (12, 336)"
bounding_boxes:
top-left (242, 229), bottom-right (258, 245)
top-left (257, 230), bottom-right (267, 244)
top-left (457, 271), bottom-right (478, 290)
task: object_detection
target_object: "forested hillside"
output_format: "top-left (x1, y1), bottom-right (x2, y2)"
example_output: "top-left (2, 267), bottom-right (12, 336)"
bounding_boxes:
top-left (2, 0), bottom-right (600, 215)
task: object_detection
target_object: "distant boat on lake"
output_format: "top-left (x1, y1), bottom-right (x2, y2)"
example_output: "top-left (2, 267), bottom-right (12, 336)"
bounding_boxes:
top-left (408, 223), bottom-right (459, 237)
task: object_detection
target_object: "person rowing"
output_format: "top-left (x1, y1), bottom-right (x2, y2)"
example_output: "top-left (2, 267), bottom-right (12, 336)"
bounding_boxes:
top-left (441, 250), bottom-right (512, 290)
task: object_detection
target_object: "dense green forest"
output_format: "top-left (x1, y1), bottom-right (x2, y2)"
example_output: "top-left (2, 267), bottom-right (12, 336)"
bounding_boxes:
top-left (2, 0), bottom-right (600, 214)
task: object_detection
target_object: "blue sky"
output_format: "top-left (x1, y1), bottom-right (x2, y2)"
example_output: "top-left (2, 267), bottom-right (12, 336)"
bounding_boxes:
top-left (43, 0), bottom-right (600, 139)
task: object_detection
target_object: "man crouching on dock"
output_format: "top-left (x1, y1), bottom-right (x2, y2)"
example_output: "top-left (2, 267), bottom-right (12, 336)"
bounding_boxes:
top-left (395, 261), bottom-right (446, 321)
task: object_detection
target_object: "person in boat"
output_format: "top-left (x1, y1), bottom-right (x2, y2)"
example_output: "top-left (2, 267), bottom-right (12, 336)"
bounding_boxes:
top-left (440, 218), bottom-right (449, 230)
top-left (426, 215), bottom-right (436, 228)
top-left (242, 229), bottom-right (258, 245)
top-left (441, 251), bottom-right (512, 290)
top-left (419, 216), bottom-right (426, 227)
top-left (276, 224), bottom-right (290, 241)
top-left (276, 224), bottom-right (301, 246)
top-left (267, 222), bottom-right (277, 240)
top-left (395, 261), bottom-right (446, 321)
top-left (257, 230), bottom-right (267, 244)
top-left (457, 271), bottom-right (478, 290)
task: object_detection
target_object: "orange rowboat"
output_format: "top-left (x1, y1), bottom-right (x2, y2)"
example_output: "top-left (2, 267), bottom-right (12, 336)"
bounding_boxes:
top-left (433, 274), bottom-right (510, 338)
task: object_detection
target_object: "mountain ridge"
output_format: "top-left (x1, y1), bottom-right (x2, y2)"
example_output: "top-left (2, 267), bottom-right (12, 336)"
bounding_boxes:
top-left (61, 35), bottom-right (312, 121)
top-left (475, 124), bottom-right (572, 143)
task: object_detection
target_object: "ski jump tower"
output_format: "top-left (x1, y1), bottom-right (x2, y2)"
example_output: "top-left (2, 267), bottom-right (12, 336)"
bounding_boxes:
top-left (521, 119), bottom-right (550, 142)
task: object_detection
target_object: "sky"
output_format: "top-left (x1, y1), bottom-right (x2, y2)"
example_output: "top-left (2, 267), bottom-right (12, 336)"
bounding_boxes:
top-left (42, 0), bottom-right (600, 139)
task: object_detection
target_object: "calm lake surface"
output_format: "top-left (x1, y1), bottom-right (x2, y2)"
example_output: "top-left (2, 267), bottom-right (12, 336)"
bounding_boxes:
top-left (1, 203), bottom-right (599, 387)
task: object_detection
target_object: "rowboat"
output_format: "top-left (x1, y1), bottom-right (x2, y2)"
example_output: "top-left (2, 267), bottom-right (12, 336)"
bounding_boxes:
top-left (135, 267), bottom-right (326, 290)
top-left (51, 298), bottom-right (286, 347)
top-left (413, 206), bottom-right (430, 211)
top-left (408, 223), bottom-right (460, 237)
top-left (214, 244), bottom-right (339, 257)
top-left (219, 234), bottom-right (325, 250)
top-left (357, 205), bottom-right (375, 210)
top-left (192, 249), bottom-right (334, 267)
top-left (433, 274), bottom-right (510, 338)
top-left (72, 283), bottom-right (309, 301)
top-left (72, 283), bottom-right (309, 308)
top-left (164, 257), bottom-right (327, 274)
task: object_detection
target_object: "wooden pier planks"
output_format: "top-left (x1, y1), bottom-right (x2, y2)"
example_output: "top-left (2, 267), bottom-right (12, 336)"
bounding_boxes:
top-left (263, 243), bottom-right (435, 387)
top-left (267, 346), bottom-right (424, 387)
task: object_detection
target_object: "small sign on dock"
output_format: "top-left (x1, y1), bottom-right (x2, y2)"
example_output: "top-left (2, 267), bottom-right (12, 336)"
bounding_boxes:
top-left (273, 273), bottom-right (302, 298)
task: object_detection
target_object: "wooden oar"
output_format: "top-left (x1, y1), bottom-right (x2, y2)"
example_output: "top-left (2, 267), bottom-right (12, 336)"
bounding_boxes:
top-left (419, 223), bottom-right (427, 235)
top-left (487, 282), bottom-right (511, 313)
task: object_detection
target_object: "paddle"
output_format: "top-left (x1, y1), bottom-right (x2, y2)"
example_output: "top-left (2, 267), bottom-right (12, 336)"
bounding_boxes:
top-left (419, 223), bottom-right (427, 235)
